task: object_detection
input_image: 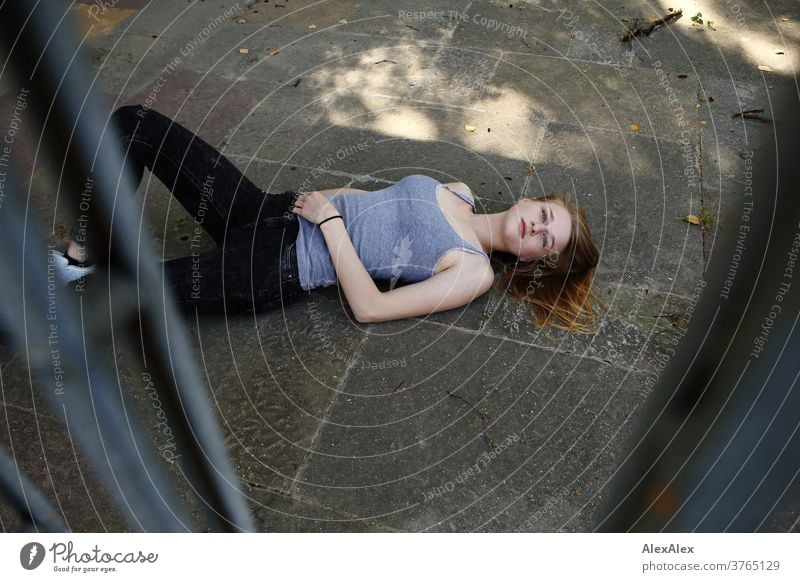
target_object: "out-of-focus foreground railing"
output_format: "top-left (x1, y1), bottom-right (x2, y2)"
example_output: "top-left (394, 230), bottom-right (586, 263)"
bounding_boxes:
top-left (0, 0), bottom-right (253, 532)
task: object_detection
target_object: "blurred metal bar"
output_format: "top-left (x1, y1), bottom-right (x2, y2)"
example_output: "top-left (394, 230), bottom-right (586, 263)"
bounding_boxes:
top-left (0, 0), bottom-right (254, 531)
top-left (0, 159), bottom-right (190, 531)
top-left (0, 443), bottom-right (67, 533)
top-left (598, 106), bottom-right (800, 531)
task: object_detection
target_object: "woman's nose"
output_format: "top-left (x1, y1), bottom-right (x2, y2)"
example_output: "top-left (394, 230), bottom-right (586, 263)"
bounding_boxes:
top-left (530, 221), bottom-right (545, 235)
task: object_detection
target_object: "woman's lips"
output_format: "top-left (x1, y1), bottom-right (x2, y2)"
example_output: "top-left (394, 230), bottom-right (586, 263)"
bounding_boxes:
top-left (520, 218), bottom-right (525, 238)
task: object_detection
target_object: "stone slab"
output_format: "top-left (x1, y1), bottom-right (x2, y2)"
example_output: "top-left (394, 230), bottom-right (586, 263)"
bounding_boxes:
top-left (68, 3), bottom-right (138, 41)
top-left (113, 0), bottom-right (250, 40)
top-left (82, 31), bottom-right (190, 98)
top-left (492, 52), bottom-right (701, 143)
top-left (290, 319), bottom-right (651, 531)
top-left (244, 484), bottom-right (397, 532)
top-left (450, 1), bottom-right (573, 57)
top-left (184, 293), bottom-right (367, 492)
top-left (0, 404), bottom-right (129, 532)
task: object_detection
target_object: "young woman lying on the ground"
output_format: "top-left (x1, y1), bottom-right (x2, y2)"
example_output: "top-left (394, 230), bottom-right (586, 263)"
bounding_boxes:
top-left (53, 105), bottom-right (601, 333)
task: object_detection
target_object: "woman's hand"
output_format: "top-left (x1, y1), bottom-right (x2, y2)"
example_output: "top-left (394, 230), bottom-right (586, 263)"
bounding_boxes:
top-left (291, 191), bottom-right (339, 224)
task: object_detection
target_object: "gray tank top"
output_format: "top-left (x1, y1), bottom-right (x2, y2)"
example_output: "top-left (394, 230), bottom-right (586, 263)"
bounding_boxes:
top-left (295, 174), bottom-right (490, 290)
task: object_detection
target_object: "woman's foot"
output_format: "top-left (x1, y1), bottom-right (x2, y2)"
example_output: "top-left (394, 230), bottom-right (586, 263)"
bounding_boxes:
top-left (66, 240), bottom-right (89, 264)
top-left (50, 241), bottom-right (94, 284)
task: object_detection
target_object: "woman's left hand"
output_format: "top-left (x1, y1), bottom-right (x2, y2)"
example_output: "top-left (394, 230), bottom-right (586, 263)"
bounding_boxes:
top-left (291, 191), bottom-right (339, 224)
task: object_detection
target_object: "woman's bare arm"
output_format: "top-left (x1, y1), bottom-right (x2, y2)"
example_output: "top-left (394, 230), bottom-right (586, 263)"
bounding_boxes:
top-left (317, 180), bottom-right (471, 199)
top-left (358, 256), bottom-right (495, 323)
top-left (316, 187), bottom-right (368, 197)
top-left (319, 214), bottom-right (493, 322)
top-left (291, 190), bottom-right (380, 321)
top-left (315, 217), bottom-right (384, 321)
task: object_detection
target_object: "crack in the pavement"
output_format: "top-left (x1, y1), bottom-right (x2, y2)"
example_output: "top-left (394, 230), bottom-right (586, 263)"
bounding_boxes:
top-left (288, 331), bottom-right (370, 499)
top-left (697, 80), bottom-right (708, 268)
top-left (242, 480), bottom-right (291, 496)
top-left (446, 391), bottom-right (495, 451)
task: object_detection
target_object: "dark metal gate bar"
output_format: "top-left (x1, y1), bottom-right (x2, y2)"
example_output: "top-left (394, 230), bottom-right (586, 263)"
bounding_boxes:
top-left (597, 107), bottom-right (800, 531)
top-left (0, 161), bottom-right (192, 532)
top-left (0, 0), bottom-right (254, 532)
top-left (0, 442), bottom-right (66, 533)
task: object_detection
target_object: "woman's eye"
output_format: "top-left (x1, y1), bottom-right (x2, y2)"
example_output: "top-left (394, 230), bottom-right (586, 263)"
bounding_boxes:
top-left (541, 208), bottom-right (547, 223)
top-left (542, 233), bottom-right (547, 246)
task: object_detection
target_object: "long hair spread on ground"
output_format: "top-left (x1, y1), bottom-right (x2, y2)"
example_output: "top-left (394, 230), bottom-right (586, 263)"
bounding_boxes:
top-left (492, 192), bottom-right (602, 334)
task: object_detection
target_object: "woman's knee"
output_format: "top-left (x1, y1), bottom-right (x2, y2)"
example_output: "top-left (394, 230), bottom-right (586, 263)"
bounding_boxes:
top-left (110, 104), bottom-right (163, 139)
top-left (111, 104), bottom-right (145, 129)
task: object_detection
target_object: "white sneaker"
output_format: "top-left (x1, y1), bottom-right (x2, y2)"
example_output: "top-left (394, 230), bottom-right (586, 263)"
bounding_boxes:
top-left (49, 249), bottom-right (95, 284)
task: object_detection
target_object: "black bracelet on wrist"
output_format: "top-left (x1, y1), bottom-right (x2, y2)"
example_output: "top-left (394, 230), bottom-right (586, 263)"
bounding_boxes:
top-left (318, 214), bottom-right (344, 227)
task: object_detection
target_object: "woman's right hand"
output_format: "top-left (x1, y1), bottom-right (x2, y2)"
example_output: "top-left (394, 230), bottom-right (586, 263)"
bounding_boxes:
top-left (291, 191), bottom-right (339, 225)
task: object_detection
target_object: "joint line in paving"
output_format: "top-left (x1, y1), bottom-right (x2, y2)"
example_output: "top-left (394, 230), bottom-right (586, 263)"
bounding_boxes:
top-left (288, 329), bottom-right (371, 498)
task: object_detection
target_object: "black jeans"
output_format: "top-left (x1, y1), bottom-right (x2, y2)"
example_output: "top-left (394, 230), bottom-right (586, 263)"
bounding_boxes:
top-left (71, 105), bottom-right (305, 314)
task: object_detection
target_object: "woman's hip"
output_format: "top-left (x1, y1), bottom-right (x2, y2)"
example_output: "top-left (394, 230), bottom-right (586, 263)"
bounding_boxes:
top-left (164, 215), bottom-right (302, 314)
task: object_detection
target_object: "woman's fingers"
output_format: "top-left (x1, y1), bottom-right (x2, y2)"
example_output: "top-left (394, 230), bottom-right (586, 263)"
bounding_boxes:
top-left (292, 192), bottom-right (326, 220)
top-left (291, 193), bottom-right (306, 217)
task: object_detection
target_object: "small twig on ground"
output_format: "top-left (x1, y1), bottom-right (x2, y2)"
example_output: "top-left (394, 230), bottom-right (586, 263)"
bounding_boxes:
top-left (406, 24), bottom-right (420, 32)
top-left (374, 59), bottom-right (398, 65)
top-left (621, 8), bottom-right (683, 42)
top-left (447, 391), bottom-right (495, 450)
top-left (732, 109), bottom-right (772, 123)
top-left (652, 313), bottom-right (689, 329)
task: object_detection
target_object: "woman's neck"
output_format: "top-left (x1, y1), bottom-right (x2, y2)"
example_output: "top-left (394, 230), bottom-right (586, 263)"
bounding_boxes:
top-left (464, 210), bottom-right (511, 255)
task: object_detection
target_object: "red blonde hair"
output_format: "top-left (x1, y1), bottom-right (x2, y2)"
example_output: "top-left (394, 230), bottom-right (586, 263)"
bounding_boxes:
top-left (491, 192), bottom-right (602, 334)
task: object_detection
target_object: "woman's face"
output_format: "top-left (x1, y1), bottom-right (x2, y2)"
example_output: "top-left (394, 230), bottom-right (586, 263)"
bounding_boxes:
top-left (508, 198), bottom-right (572, 262)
